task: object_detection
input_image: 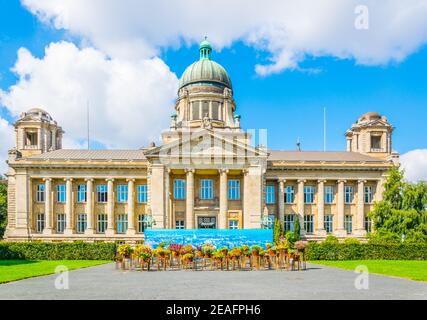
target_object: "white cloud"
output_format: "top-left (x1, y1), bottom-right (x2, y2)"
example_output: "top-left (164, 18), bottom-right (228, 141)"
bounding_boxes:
top-left (0, 117), bottom-right (14, 176)
top-left (0, 41), bottom-right (178, 149)
top-left (401, 149), bottom-right (427, 182)
top-left (21, 0), bottom-right (427, 75)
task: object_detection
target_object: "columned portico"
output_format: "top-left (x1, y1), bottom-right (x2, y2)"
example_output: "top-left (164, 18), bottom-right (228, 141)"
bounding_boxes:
top-left (106, 178), bottom-right (115, 236)
top-left (317, 180), bottom-right (327, 236)
top-left (85, 178), bottom-right (94, 235)
top-left (186, 169), bottom-right (195, 229)
top-left (43, 178), bottom-right (53, 234)
top-left (127, 179), bottom-right (136, 235)
top-left (335, 179), bottom-right (347, 237)
top-left (219, 169), bottom-right (228, 229)
top-left (64, 178), bottom-right (73, 235)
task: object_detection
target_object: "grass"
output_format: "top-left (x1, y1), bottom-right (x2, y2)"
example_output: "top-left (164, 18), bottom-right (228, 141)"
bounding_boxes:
top-left (0, 260), bottom-right (110, 284)
top-left (312, 260), bottom-right (427, 282)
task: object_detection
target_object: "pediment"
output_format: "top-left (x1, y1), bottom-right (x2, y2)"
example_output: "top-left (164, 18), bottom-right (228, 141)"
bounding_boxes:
top-left (144, 129), bottom-right (268, 162)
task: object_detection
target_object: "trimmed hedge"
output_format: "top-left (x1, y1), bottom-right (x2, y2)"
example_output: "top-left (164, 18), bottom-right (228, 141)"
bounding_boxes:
top-left (0, 242), bottom-right (116, 260)
top-left (306, 242), bottom-right (427, 261)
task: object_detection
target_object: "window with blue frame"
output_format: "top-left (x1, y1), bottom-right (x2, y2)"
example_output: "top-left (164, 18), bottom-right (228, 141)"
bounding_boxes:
top-left (173, 179), bottom-right (186, 200)
top-left (77, 184), bottom-right (87, 203)
top-left (265, 185), bottom-right (276, 204)
top-left (117, 185), bottom-right (128, 203)
top-left (285, 186), bottom-right (295, 203)
top-left (97, 185), bottom-right (108, 203)
top-left (325, 186), bottom-right (334, 204)
top-left (116, 214), bottom-right (128, 234)
top-left (56, 184), bottom-right (66, 203)
top-left (137, 185), bottom-right (148, 203)
top-left (200, 179), bottom-right (213, 200)
top-left (304, 186), bottom-right (315, 204)
top-left (228, 179), bottom-right (240, 200)
top-left (284, 214), bottom-right (295, 232)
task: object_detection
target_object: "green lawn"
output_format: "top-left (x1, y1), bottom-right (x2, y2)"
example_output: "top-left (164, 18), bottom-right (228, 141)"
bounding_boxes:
top-left (312, 260), bottom-right (427, 282)
top-left (0, 260), bottom-right (110, 284)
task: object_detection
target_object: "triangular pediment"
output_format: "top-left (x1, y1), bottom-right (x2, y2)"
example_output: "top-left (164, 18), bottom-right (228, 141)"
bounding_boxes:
top-left (144, 129), bottom-right (268, 162)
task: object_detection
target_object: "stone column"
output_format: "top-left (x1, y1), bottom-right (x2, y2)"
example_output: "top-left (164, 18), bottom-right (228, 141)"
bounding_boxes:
top-left (85, 178), bottom-right (94, 235)
top-left (64, 178), bottom-right (74, 235)
top-left (219, 169), bottom-right (228, 229)
top-left (186, 169), bottom-right (195, 229)
top-left (335, 179), bottom-right (347, 237)
top-left (317, 180), bottom-right (327, 236)
top-left (278, 179), bottom-right (286, 225)
top-left (43, 178), bottom-right (53, 234)
top-left (106, 178), bottom-right (115, 236)
top-left (297, 179), bottom-right (306, 236)
top-left (127, 179), bottom-right (136, 235)
top-left (355, 180), bottom-right (367, 236)
top-left (165, 170), bottom-right (171, 229)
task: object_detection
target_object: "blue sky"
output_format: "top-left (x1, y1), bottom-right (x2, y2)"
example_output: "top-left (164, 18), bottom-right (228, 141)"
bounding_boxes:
top-left (1, 0), bottom-right (427, 160)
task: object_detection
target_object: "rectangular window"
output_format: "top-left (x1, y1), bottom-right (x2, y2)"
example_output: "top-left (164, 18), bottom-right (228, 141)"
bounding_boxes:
top-left (212, 101), bottom-right (219, 120)
top-left (117, 185), bottom-right (128, 203)
top-left (77, 184), bottom-right (87, 203)
top-left (57, 213), bottom-right (66, 233)
top-left (324, 215), bottom-right (333, 233)
top-left (137, 214), bottom-right (148, 233)
top-left (202, 101), bottom-right (209, 118)
top-left (36, 214), bottom-right (45, 233)
top-left (76, 214), bottom-right (87, 234)
top-left (228, 179), bottom-right (241, 200)
top-left (265, 185), bottom-right (276, 204)
top-left (365, 217), bottom-right (372, 233)
top-left (364, 186), bottom-right (373, 204)
top-left (228, 219), bottom-right (239, 230)
top-left (325, 186), bottom-right (334, 204)
top-left (176, 220), bottom-right (185, 230)
top-left (97, 214), bottom-right (108, 233)
top-left (345, 186), bottom-right (354, 204)
top-left (304, 186), bottom-right (315, 204)
top-left (116, 214), bottom-right (128, 234)
top-left (304, 215), bottom-right (314, 234)
top-left (192, 101), bottom-right (200, 120)
top-left (56, 184), bottom-right (66, 203)
top-left (97, 185), bottom-right (108, 203)
top-left (173, 179), bottom-right (186, 200)
top-left (284, 214), bottom-right (295, 232)
top-left (36, 184), bottom-right (45, 202)
top-left (285, 186), bottom-right (295, 204)
top-left (345, 215), bottom-right (353, 234)
top-left (137, 185), bottom-right (148, 203)
top-left (200, 179), bottom-right (213, 200)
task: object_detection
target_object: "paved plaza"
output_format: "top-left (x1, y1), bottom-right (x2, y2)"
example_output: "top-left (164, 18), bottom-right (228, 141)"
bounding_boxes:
top-left (0, 263), bottom-right (426, 300)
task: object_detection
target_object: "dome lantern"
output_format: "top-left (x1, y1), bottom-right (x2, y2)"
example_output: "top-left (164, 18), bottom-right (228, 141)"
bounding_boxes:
top-left (199, 36), bottom-right (212, 60)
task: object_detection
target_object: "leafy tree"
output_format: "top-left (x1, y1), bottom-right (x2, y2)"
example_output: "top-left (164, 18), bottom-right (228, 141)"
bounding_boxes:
top-left (273, 219), bottom-right (283, 245)
top-left (0, 178), bottom-right (7, 239)
top-left (369, 167), bottom-right (427, 243)
top-left (294, 217), bottom-right (301, 241)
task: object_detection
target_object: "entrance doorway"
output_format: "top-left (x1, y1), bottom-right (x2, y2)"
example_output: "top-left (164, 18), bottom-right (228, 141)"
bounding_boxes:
top-left (197, 217), bottom-right (217, 229)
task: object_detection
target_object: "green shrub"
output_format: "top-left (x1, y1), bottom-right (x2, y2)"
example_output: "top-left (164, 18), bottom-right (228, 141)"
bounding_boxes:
top-left (344, 238), bottom-right (361, 245)
top-left (306, 242), bottom-right (427, 261)
top-left (324, 235), bottom-right (339, 244)
top-left (0, 241), bottom-right (116, 260)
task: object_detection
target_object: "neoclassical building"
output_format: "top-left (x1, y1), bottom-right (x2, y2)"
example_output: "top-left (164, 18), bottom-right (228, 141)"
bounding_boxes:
top-left (5, 40), bottom-right (399, 243)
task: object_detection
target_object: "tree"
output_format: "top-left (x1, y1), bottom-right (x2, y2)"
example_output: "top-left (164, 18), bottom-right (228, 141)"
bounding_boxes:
top-left (294, 217), bottom-right (301, 241)
top-left (369, 167), bottom-right (427, 243)
top-left (273, 219), bottom-right (283, 245)
top-left (0, 178), bottom-right (7, 239)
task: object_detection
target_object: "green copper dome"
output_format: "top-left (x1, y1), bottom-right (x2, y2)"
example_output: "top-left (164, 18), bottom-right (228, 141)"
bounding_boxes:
top-left (179, 38), bottom-right (232, 90)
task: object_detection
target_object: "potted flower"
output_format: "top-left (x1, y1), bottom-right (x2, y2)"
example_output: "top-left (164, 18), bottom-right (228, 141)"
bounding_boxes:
top-left (168, 243), bottom-right (182, 258)
top-left (201, 244), bottom-right (215, 258)
top-left (295, 240), bottom-right (307, 253)
top-left (136, 244), bottom-right (153, 271)
top-left (251, 245), bottom-right (262, 257)
top-left (117, 244), bottom-right (134, 270)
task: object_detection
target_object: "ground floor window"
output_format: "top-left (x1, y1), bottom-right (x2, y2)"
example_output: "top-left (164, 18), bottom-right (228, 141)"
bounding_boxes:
top-left (36, 214), bottom-right (45, 233)
top-left (138, 215), bottom-right (145, 233)
top-left (345, 215), bottom-right (353, 234)
top-left (77, 214), bottom-right (87, 233)
top-left (97, 214), bottom-right (108, 233)
top-left (304, 215), bottom-right (314, 234)
top-left (116, 214), bottom-right (128, 234)
top-left (324, 215), bottom-right (333, 233)
top-left (57, 213), bottom-right (66, 233)
top-left (228, 219), bottom-right (239, 230)
top-left (365, 217), bottom-right (372, 233)
top-left (176, 220), bottom-right (185, 229)
top-left (284, 214), bottom-right (295, 232)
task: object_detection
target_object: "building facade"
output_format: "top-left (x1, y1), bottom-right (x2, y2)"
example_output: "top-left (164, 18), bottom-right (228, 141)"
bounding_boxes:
top-left (5, 40), bottom-right (399, 243)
